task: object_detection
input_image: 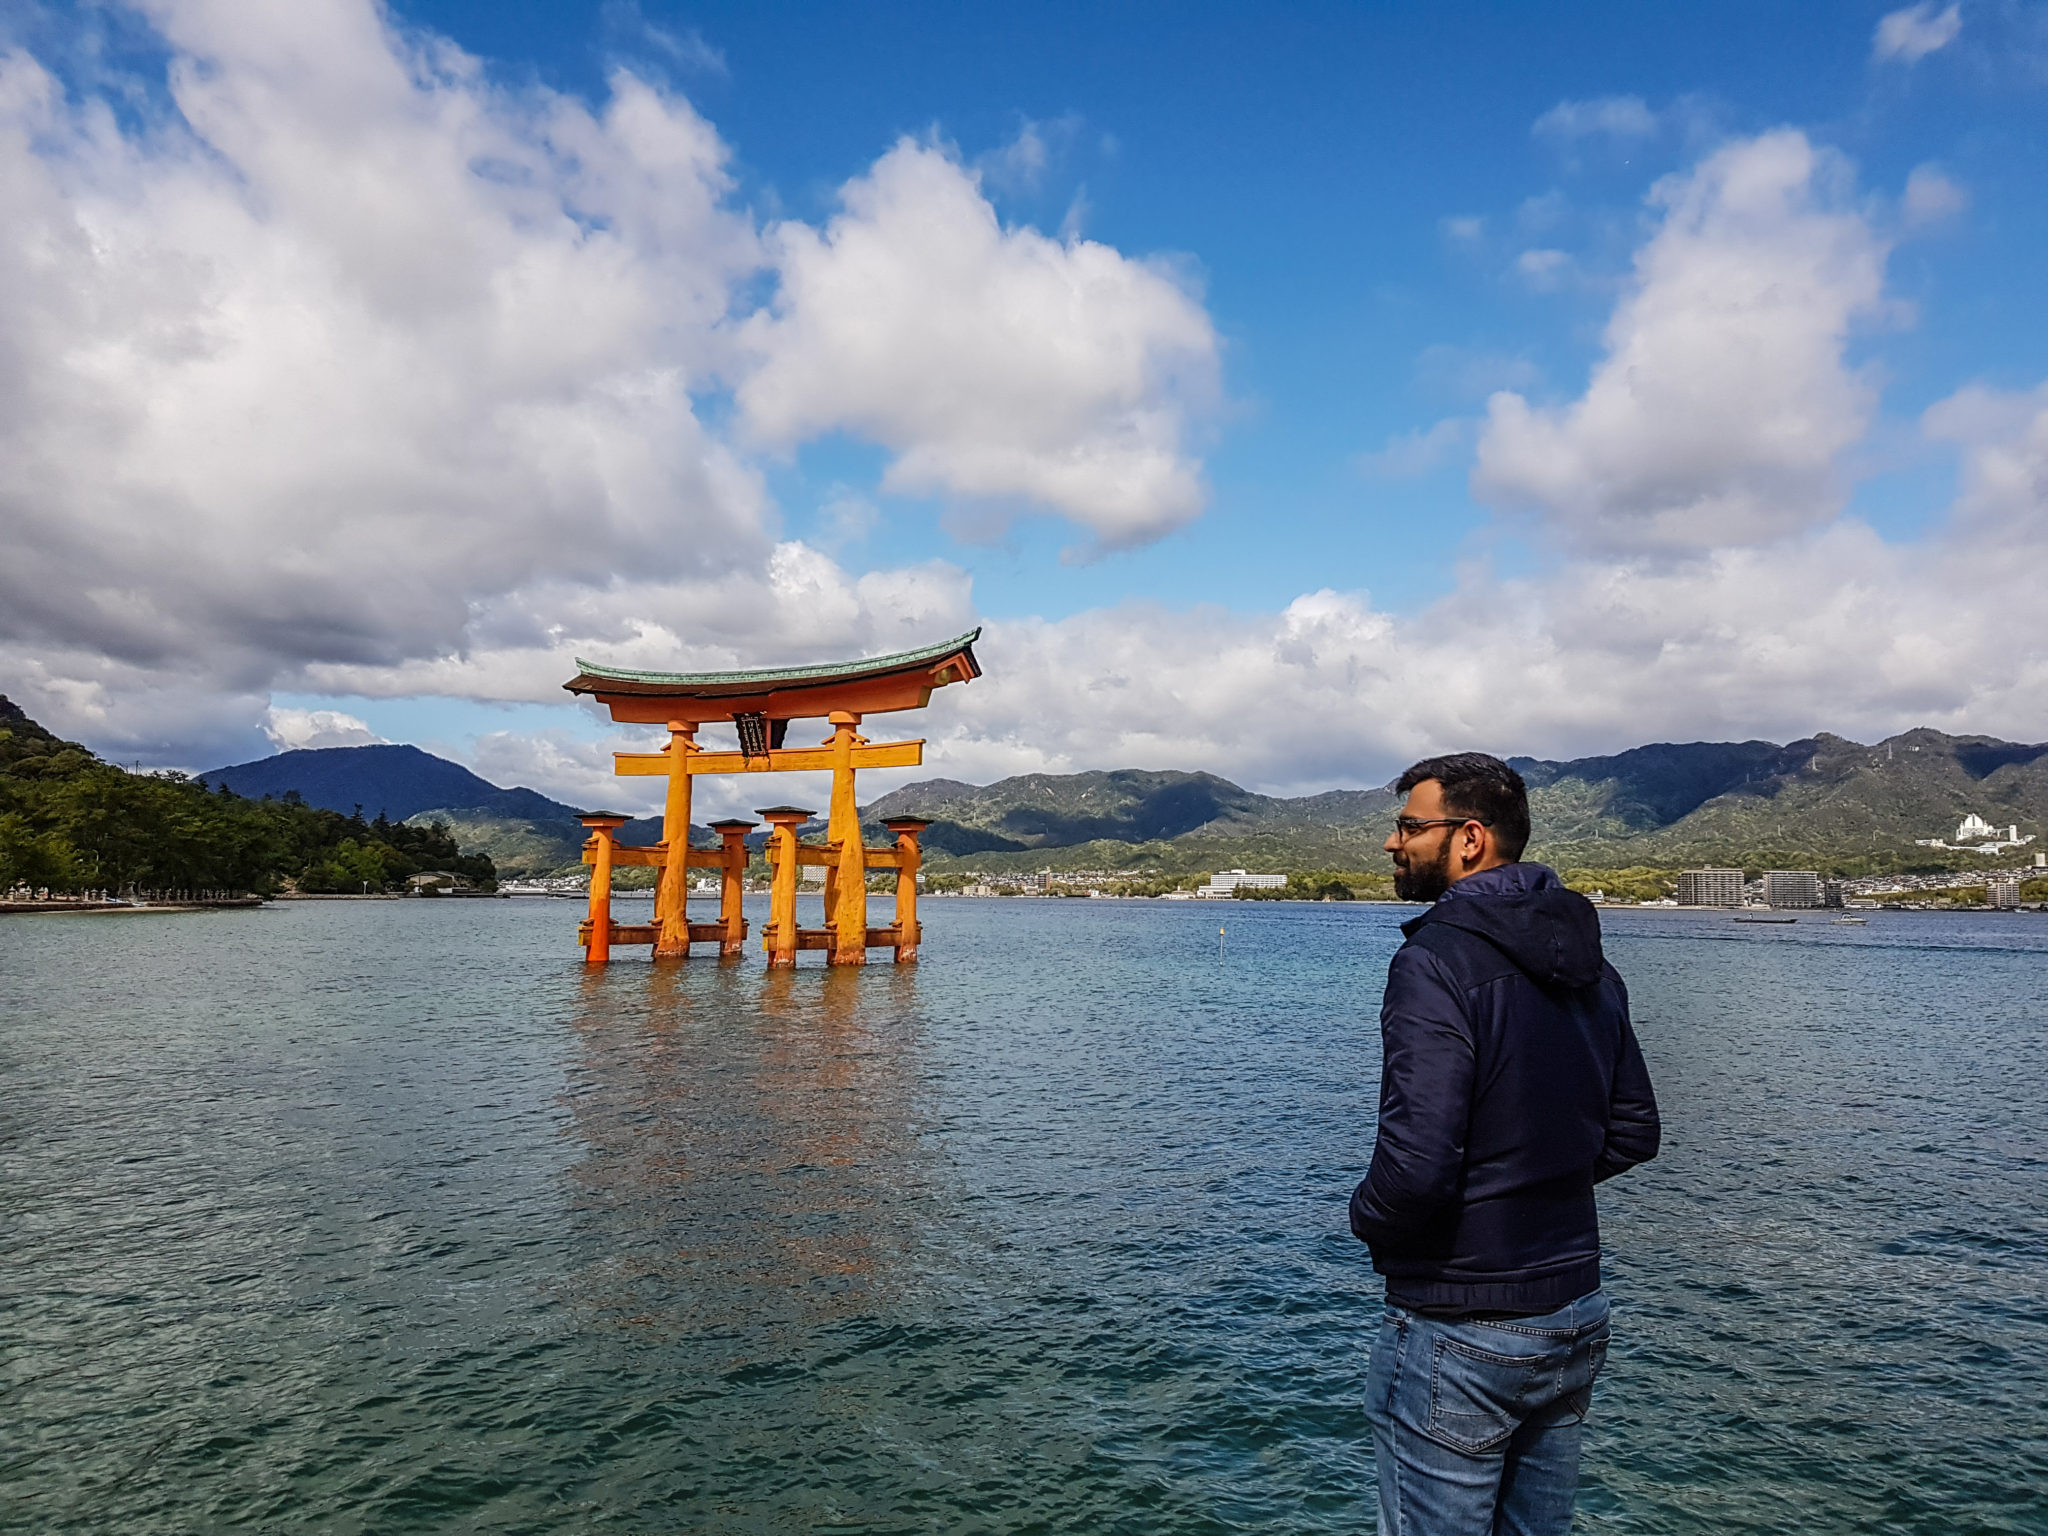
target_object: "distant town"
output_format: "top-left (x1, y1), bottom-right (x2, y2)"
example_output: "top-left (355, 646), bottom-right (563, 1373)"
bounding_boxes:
top-left (488, 817), bottom-right (2048, 913)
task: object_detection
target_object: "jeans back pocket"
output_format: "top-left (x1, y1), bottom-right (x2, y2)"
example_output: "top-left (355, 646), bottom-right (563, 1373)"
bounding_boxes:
top-left (1426, 1336), bottom-right (1545, 1454)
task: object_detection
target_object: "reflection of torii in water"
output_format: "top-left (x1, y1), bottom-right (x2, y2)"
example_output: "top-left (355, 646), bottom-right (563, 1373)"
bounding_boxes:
top-left (562, 630), bottom-right (982, 968)
top-left (560, 963), bottom-right (932, 1342)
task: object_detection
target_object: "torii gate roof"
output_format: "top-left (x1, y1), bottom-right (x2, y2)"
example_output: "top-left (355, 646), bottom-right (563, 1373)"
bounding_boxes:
top-left (564, 627), bottom-right (982, 724)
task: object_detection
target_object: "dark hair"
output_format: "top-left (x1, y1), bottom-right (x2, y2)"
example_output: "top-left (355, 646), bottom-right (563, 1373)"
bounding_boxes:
top-left (1395, 752), bottom-right (1530, 861)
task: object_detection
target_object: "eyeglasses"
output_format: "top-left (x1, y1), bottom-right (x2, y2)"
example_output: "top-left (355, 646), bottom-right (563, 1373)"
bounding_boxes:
top-left (1390, 815), bottom-right (1493, 839)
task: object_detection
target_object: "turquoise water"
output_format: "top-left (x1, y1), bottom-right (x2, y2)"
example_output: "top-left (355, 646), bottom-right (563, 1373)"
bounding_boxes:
top-left (3, 897), bottom-right (2044, 1533)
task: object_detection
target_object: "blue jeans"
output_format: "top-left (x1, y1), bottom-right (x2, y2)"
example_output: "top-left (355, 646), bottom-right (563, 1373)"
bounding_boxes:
top-left (1364, 1289), bottom-right (1610, 1536)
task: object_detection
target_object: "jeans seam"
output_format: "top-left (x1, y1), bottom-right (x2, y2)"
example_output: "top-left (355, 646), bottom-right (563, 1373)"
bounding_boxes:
top-left (1480, 1322), bottom-right (1580, 1340)
top-left (1386, 1314), bottom-right (1409, 1414)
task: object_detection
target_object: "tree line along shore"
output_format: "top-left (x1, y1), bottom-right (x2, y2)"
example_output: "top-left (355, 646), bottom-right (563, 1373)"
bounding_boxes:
top-left (1, 698), bottom-right (495, 898)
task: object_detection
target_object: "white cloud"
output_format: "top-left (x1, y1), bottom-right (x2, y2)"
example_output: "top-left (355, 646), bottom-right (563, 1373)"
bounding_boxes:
top-left (736, 139), bottom-right (1221, 553)
top-left (1923, 379), bottom-right (2048, 542)
top-left (0, 6), bottom-right (765, 733)
top-left (1874, 2), bottom-right (1962, 63)
top-left (1359, 419), bottom-right (1471, 479)
top-left (1475, 132), bottom-right (1889, 552)
top-left (976, 114), bottom-right (1083, 195)
top-left (601, 1), bottom-right (729, 76)
top-left (1902, 163), bottom-right (1968, 227)
top-left (1441, 214), bottom-right (1485, 242)
top-left (467, 726), bottom-right (658, 815)
top-left (261, 707), bottom-right (388, 751)
top-left (1517, 190), bottom-right (1568, 234)
top-left (287, 541), bottom-right (977, 706)
top-left (813, 486), bottom-right (881, 551)
top-left (0, 1), bottom-right (1221, 766)
top-left (1513, 247), bottom-right (1575, 290)
top-left (1532, 95), bottom-right (1658, 142)
top-left (903, 361), bottom-right (2048, 788)
top-left (459, 373), bottom-right (2048, 807)
top-left (917, 487), bottom-right (2048, 794)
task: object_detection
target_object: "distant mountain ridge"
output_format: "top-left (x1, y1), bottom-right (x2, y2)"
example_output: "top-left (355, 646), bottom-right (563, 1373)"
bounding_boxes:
top-left (199, 727), bottom-right (2048, 880)
top-left (198, 745), bottom-right (660, 876)
top-left (201, 744), bottom-right (571, 824)
top-left (868, 729), bottom-right (2048, 876)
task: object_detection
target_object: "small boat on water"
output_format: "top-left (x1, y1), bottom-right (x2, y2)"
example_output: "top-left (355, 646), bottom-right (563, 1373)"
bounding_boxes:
top-left (1833, 916), bottom-right (1869, 925)
top-left (1733, 915), bottom-right (1798, 924)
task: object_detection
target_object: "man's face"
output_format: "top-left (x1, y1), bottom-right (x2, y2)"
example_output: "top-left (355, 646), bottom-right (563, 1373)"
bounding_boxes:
top-left (1386, 779), bottom-right (1458, 903)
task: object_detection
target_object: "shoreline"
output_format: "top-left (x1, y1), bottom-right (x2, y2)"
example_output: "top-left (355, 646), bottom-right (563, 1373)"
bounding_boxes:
top-left (1, 897), bottom-right (265, 916)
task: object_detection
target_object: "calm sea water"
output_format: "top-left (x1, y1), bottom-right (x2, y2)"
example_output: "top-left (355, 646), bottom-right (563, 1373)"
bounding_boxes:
top-left (3, 895), bottom-right (2044, 1534)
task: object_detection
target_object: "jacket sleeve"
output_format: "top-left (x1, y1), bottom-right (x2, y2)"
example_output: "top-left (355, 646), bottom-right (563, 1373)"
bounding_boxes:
top-left (1350, 943), bottom-right (1476, 1248)
top-left (1593, 969), bottom-right (1660, 1183)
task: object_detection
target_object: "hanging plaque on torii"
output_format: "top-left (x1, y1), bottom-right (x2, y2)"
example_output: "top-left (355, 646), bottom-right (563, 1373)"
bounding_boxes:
top-left (562, 628), bottom-right (981, 967)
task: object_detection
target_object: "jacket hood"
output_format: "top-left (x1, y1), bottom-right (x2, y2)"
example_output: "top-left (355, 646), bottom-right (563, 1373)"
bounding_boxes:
top-left (1403, 862), bottom-right (1606, 990)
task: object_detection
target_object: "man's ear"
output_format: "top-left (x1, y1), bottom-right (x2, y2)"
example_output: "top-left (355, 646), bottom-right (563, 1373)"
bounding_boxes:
top-left (1460, 819), bottom-right (1491, 871)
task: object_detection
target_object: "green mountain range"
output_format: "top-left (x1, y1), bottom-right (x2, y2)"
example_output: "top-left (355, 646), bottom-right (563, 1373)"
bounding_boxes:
top-left (176, 724), bottom-right (2048, 882)
top-left (862, 730), bottom-right (2048, 879)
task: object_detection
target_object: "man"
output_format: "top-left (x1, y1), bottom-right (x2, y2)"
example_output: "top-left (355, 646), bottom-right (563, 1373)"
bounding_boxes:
top-left (1352, 752), bottom-right (1660, 1535)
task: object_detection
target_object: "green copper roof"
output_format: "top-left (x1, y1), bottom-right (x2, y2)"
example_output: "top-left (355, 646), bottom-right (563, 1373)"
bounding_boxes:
top-left (567, 627), bottom-right (980, 691)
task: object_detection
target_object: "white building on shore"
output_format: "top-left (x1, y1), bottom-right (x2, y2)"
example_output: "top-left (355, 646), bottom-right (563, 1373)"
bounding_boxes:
top-left (1195, 869), bottom-right (1287, 898)
top-left (1916, 813), bottom-right (2035, 855)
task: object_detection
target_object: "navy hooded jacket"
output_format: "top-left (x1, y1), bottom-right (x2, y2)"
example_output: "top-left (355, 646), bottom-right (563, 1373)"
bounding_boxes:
top-left (1350, 862), bottom-right (1660, 1314)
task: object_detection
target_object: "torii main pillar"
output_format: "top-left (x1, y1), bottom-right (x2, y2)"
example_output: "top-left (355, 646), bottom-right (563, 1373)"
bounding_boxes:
top-left (653, 720), bottom-right (697, 957)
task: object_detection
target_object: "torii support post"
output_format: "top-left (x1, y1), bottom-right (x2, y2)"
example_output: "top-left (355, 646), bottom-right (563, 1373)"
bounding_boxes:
top-left (826, 711), bottom-right (868, 967)
top-left (884, 817), bottom-right (930, 963)
top-left (758, 806), bottom-right (812, 970)
top-left (707, 818), bottom-right (754, 958)
top-left (579, 814), bottom-right (630, 965)
top-left (653, 721), bottom-right (699, 957)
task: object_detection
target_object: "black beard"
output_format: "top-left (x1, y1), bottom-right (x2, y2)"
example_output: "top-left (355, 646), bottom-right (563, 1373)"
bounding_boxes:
top-left (1393, 842), bottom-right (1453, 902)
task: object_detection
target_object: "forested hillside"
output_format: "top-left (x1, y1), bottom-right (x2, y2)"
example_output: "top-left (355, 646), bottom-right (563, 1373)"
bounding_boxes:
top-left (0, 697), bottom-right (495, 894)
top-left (863, 730), bottom-right (2048, 878)
top-left (64, 715), bottom-right (2048, 889)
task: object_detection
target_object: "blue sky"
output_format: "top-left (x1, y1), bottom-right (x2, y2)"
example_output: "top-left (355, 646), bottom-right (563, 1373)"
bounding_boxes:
top-left (5, 0), bottom-right (2047, 810)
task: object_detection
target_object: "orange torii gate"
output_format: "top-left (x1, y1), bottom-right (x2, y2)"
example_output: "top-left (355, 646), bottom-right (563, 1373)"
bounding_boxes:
top-left (562, 629), bottom-right (981, 967)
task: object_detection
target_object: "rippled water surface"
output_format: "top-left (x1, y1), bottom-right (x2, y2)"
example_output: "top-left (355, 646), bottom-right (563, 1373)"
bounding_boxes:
top-left (3, 897), bottom-right (2045, 1533)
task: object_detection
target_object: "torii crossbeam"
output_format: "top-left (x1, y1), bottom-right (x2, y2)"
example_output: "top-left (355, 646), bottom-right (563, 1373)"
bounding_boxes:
top-left (563, 629), bottom-right (980, 967)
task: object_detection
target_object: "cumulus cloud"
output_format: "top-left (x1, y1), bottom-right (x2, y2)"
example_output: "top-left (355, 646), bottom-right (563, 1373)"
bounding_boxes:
top-left (1902, 163), bottom-right (1968, 226)
top-left (912, 359), bottom-right (2048, 792)
top-left (0, 0), bottom-right (1220, 765)
top-left (917, 489), bottom-right (2048, 796)
top-left (1475, 131), bottom-right (1889, 552)
top-left (290, 540), bottom-right (976, 706)
top-left (1874, 2), bottom-right (1963, 63)
top-left (262, 707), bottom-right (388, 751)
top-left (467, 726), bottom-right (660, 815)
top-left (1532, 95), bottom-right (1658, 142)
top-left (0, 2), bottom-right (764, 747)
top-left (736, 139), bottom-right (1221, 553)
top-left (1923, 380), bottom-right (2048, 542)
